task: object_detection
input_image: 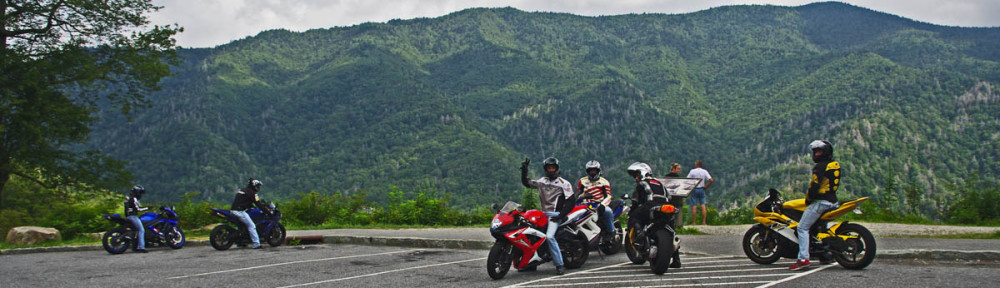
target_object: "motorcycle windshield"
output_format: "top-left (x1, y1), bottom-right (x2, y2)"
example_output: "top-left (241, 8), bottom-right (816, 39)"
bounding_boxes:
top-left (498, 201), bottom-right (521, 214)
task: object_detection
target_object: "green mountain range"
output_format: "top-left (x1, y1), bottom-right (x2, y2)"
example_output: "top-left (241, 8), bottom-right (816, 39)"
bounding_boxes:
top-left (85, 2), bottom-right (999, 216)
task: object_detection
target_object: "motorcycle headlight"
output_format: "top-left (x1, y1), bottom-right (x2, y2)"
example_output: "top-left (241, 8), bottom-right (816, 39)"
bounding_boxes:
top-left (491, 216), bottom-right (502, 230)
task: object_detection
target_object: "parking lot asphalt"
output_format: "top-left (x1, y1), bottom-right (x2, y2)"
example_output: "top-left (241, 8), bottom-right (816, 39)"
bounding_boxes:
top-left (4, 223), bottom-right (999, 261)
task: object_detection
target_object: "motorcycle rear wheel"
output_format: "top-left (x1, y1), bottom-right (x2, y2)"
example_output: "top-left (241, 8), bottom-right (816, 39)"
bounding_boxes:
top-left (625, 224), bottom-right (646, 264)
top-left (742, 225), bottom-right (781, 264)
top-left (210, 225), bottom-right (236, 251)
top-left (650, 229), bottom-right (674, 275)
top-left (266, 223), bottom-right (286, 247)
top-left (599, 223), bottom-right (624, 255)
top-left (563, 233), bottom-right (590, 269)
top-left (833, 223), bottom-right (877, 269)
top-left (102, 228), bottom-right (130, 254)
top-left (487, 242), bottom-right (512, 280)
top-left (166, 226), bottom-right (185, 249)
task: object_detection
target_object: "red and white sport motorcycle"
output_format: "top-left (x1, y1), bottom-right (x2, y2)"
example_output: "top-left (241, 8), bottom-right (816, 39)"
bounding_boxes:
top-left (486, 202), bottom-right (590, 280)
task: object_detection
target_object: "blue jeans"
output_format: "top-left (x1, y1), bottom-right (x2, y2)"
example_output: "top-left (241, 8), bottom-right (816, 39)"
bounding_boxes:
top-left (125, 216), bottom-right (145, 250)
top-left (688, 188), bottom-right (706, 206)
top-left (231, 210), bottom-right (260, 248)
top-left (599, 205), bottom-right (614, 234)
top-left (544, 211), bottom-right (564, 267)
top-left (797, 200), bottom-right (837, 261)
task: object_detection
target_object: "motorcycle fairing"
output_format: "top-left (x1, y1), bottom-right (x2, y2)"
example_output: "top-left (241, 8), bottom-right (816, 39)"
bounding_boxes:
top-left (820, 197), bottom-right (869, 220)
top-left (505, 226), bottom-right (546, 269)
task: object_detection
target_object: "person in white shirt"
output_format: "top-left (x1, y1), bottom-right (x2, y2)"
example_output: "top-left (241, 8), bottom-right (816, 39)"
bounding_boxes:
top-left (685, 160), bottom-right (714, 225)
top-left (520, 157), bottom-right (575, 275)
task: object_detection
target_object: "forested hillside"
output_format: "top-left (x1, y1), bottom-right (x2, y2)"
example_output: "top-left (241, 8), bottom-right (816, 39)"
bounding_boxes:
top-left (85, 2), bottom-right (999, 219)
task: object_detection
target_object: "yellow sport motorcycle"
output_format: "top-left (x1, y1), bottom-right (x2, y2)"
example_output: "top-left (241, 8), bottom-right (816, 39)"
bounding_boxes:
top-left (742, 189), bottom-right (876, 269)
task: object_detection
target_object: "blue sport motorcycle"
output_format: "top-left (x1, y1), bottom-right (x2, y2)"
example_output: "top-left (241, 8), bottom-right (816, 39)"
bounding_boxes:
top-left (209, 202), bottom-right (285, 250)
top-left (102, 206), bottom-right (186, 254)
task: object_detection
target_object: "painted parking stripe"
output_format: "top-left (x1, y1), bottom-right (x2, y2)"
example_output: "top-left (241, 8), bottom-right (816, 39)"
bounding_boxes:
top-left (276, 257), bottom-right (487, 288)
top-left (756, 263), bottom-right (834, 288)
top-left (622, 280), bottom-right (774, 288)
top-left (561, 266), bottom-right (790, 281)
top-left (166, 249), bottom-right (416, 279)
top-left (502, 262), bottom-right (632, 288)
top-left (580, 263), bottom-right (762, 274)
top-left (516, 273), bottom-right (796, 288)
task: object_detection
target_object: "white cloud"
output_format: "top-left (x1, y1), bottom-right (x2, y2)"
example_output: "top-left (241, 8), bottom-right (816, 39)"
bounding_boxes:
top-left (150, 0), bottom-right (1000, 48)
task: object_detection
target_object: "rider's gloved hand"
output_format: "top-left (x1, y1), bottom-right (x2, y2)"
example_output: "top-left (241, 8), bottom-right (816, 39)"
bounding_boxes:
top-left (520, 158), bottom-right (530, 171)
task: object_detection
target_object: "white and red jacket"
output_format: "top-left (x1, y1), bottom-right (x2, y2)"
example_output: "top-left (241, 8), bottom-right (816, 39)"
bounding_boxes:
top-left (577, 177), bottom-right (612, 206)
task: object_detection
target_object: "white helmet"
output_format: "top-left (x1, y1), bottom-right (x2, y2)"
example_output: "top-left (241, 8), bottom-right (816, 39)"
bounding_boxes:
top-left (626, 162), bottom-right (653, 180)
top-left (585, 160), bottom-right (601, 181)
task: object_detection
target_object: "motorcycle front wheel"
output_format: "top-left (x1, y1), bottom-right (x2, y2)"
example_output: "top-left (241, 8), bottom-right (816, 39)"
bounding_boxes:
top-left (266, 223), bottom-right (286, 247)
top-left (650, 229), bottom-right (674, 275)
top-left (833, 223), bottom-right (877, 269)
top-left (742, 225), bottom-right (781, 264)
top-left (210, 225), bottom-right (236, 250)
top-left (102, 228), bottom-right (130, 254)
top-left (487, 242), bottom-right (513, 280)
top-left (166, 226), bottom-right (185, 249)
top-left (562, 233), bottom-right (590, 269)
top-left (625, 224), bottom-right (646, 264)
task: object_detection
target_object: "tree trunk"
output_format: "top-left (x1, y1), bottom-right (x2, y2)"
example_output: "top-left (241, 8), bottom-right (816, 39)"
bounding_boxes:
top-left (0, 169), bottom-right (8, 208)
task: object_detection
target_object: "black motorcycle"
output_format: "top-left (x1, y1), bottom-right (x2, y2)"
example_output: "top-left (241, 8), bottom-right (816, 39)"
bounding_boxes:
top-left (209, 202), bottom-right (285, 250)
top-left (624, 178), bottom-right (698, 274)
top-left (102, 205), bottom-right (185, 254)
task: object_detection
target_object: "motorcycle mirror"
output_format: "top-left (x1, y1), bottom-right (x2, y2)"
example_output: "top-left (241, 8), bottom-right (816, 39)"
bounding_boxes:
top-left (491, 203), bottom-right (499, 212)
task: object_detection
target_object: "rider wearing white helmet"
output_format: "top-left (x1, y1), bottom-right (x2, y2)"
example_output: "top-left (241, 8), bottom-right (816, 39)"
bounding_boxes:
top-left (576, 160), bottom-right (615, 243)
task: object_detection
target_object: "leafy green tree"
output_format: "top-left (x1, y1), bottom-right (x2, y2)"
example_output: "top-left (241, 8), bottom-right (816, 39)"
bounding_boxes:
top-left (0, 0), bottom-right (181, 206)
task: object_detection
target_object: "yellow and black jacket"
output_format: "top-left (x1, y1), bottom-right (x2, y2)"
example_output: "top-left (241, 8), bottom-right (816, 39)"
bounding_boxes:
top-left (807, 160), bottom-right (840, 204)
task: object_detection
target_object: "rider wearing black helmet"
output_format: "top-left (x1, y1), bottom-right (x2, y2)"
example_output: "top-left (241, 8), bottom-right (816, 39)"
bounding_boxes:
top-left (790, 140), bottom-right (841, 271)
top-left (124, 185), bottom-right (149, 253)
top-left (520, 157), bottom-right (575, 275)
top-left (231, 178), bottom-right (264, 249)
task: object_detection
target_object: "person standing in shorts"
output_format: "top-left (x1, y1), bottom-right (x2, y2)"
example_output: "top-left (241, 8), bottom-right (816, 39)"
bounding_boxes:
top-left (686, 160), bottom-right (713, 225)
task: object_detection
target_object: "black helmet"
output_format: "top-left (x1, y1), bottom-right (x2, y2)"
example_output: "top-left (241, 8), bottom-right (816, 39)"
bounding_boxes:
top-left (248, 178), bottom-right (263, 192)
top-left (131, 185), bottom-right (145, 199)
top-left (809, 140), bottom-right (833, 163)
top-left (542, 157), bottom-right (560, 180)
top-left (585, 160), bottom-right (602, 181)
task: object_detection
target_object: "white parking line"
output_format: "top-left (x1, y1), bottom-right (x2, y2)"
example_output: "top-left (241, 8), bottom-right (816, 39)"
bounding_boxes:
top-left (684, 258), bottom-right (752, 265)
top-left (166, 250), bottom-right (415, 279)
top-left (580, 263), bottom-right (762, 274)
top-left (565, 266), bottom-right (790, 280)
top-left (502, 262), bottom-right (632, 288)
top-left (622, 280), bottom-right (774, 287)
top-left (276, 257), bottom-right (487, 288)
top-left (755, 263), bottom-right (834, 288)
top-left (517, 273), bottom-right (796, 288)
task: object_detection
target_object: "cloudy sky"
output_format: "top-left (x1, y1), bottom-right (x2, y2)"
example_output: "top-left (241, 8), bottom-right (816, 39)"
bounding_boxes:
top-left (149, 0), bottom-right (1000, 48)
